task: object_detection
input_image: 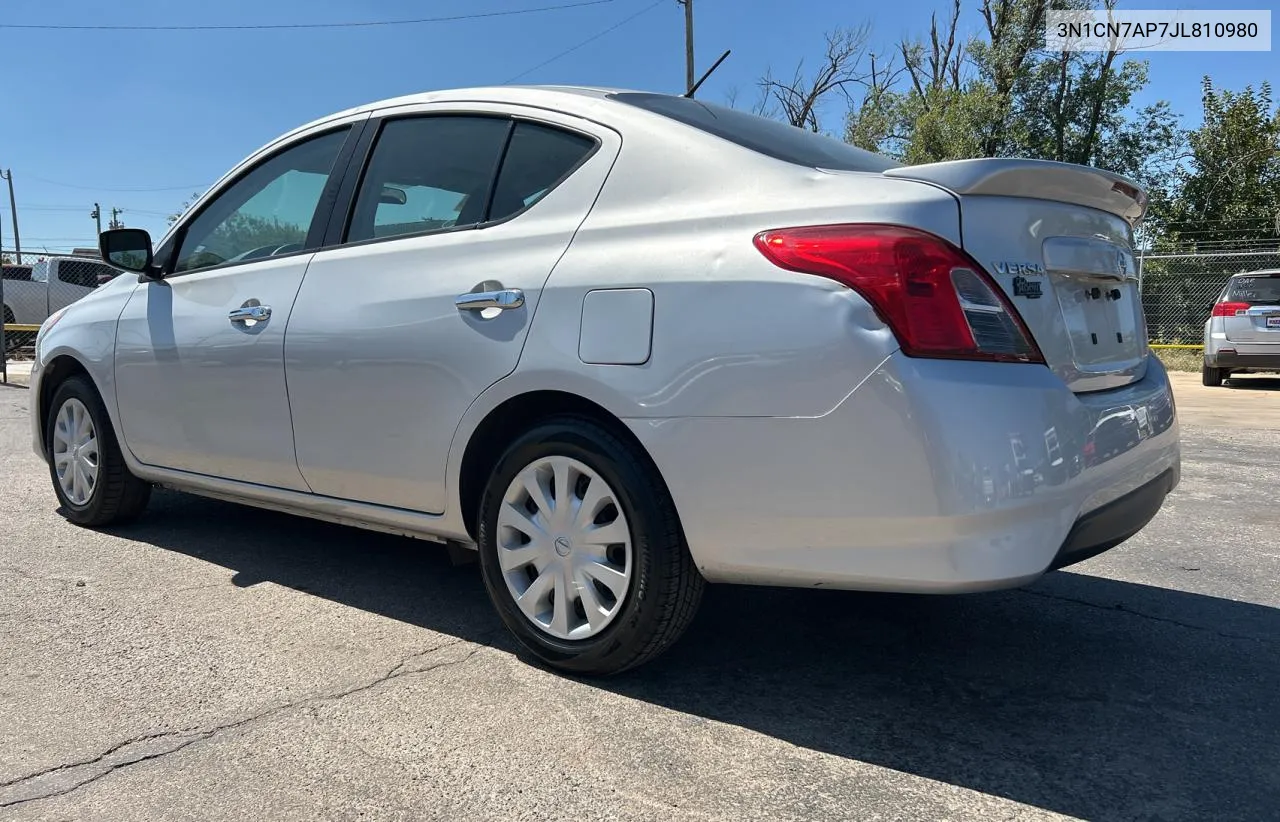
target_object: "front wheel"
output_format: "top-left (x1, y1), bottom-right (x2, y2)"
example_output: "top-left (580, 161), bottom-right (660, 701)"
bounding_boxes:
top-left (46, 375), bottom-right (152, 526)
top-left (477, 416), bottom-right (704, 676)
top-left (1202, 363), bottom-right (1224, 387)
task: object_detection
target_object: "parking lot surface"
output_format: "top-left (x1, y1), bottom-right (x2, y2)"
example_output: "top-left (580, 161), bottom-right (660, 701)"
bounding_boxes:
top-left (1, 374), bottom-right (1277, 821)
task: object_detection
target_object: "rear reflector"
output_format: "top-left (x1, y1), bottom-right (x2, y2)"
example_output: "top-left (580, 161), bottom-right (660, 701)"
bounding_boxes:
top-left (753, 224), bottom-right (1044, 363)
top-left (1212, 301), bottom-right (1250, 317)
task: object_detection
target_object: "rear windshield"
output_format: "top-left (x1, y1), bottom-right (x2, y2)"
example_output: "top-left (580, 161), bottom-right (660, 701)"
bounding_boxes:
top-left (2, 265), bottom-right (32, 281)
top-left (608, 92), bottom-right (901, 173)
top-left (1226, 273), bottom-right (1280, 304)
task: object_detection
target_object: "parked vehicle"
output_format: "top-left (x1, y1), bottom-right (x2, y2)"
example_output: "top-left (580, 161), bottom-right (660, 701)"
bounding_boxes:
top-left (3, 264), bottom-right (36, 351)
top-left (1202, 268), bottom-right (1280, 386)
top-left (3, 256), bottom-right (119, 327)
top-left (29, 86), bottom-right (1180, 675)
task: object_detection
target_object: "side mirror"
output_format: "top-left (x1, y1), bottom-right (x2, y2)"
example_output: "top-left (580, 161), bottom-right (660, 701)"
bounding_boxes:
top-left (100, 228), bottom-right (154, 274)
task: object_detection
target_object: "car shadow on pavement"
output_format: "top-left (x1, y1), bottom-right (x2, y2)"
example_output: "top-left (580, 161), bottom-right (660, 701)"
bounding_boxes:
top-left (120, 489), bottom-right (1277, 822)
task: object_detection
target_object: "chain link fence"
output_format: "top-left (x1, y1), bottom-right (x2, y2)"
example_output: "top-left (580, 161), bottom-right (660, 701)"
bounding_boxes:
top-left (1139, 249), bottom-right (1280, 370)
top-left (3, 252), bottom-right (123, 372)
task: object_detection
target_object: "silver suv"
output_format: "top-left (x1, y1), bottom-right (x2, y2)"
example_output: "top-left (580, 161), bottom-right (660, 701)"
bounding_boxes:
top-left (1202, 269), bottom-right (1280, 386)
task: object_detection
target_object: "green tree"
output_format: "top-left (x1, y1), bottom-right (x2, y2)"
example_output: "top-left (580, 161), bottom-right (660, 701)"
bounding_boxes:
top-left (1149, 79), bottom-right (1280, 250)
top-left (168, 192), bottom-right (203, 226)
top-left (838, 0), bottom-right (1181, 194)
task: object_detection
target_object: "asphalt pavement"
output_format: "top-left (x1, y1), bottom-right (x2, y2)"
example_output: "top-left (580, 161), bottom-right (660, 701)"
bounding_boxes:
top-left (1, 375), bottom-right (1277, 821)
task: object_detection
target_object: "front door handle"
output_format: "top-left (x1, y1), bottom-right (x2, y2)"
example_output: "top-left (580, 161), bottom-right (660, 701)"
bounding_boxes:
top-left (455, 289), bottom-right (524, 312)
top-left (229, 305), bottom-right (272, 324)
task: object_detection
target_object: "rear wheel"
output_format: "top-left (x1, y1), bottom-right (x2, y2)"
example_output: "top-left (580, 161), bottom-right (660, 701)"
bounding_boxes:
top-left (476, 415), bottom-right (704, 676)
top-left (46, 375), bottom-right (151, 526)
top-left (1202, 363), bottom-right (1224, 387)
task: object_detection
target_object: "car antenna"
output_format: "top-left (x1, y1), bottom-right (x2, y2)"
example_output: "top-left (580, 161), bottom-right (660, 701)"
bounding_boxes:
top-left (682, 49), bottom-right (730, 99)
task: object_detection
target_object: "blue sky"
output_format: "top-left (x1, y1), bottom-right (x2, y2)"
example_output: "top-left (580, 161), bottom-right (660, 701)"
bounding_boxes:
top-left (2, 0), bottom-right (1273, 256)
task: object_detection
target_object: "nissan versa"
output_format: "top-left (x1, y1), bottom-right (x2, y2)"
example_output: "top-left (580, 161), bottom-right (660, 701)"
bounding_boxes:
top-left (29, 86), bottom-right (1180, 675)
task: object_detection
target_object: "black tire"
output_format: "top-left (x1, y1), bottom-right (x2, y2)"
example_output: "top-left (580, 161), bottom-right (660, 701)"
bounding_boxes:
top-left (1202, 363), bottom-right (1224, 387)
top-left (477, 415), bottom-right (704, 676)
top-left (45, 375), bottom-right (151, 527)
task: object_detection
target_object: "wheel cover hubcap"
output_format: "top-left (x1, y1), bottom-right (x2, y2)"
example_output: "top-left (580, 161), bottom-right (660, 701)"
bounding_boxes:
top-left (496, 455), bottom-right (634, 641)
top-left (52, 398), bottom-right (99, 507)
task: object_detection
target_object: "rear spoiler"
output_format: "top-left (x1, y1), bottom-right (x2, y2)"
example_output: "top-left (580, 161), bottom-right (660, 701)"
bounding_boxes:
top-left (883, 158), bottom-right (1147, 225)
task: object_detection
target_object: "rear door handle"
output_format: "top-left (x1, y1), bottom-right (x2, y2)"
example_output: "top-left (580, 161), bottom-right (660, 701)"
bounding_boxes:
top-left (229, 305), bottom-right (272, 323)
top-left (455, 289), bottom-right (524, 312)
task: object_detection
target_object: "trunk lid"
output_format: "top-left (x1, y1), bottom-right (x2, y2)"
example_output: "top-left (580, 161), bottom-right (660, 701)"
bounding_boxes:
top-left (1221, 271), bottom-right (1280, 344)
top-left (884, 158), bottom-right (1148, 393)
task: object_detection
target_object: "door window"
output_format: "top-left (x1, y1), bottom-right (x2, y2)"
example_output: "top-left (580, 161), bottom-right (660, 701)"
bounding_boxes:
top-left (173, 128), bottom-right (349, 274)
top-left (57, 260), bottom-right (114, 288)
top-left (488, 121), bottom-right (597, 221)
top-left (346, 116), bottom-right (512, 244)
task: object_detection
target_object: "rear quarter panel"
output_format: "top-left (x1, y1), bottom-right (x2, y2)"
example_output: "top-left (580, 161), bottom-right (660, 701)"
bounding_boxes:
top-left (502, 134), bottom-right (965, 420)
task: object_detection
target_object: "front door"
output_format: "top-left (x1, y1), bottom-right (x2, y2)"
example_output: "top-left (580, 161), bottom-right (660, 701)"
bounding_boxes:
top-left (113, 126), bottom-right (355, 489)
top-left (285, 107), bottom-right (618, 512)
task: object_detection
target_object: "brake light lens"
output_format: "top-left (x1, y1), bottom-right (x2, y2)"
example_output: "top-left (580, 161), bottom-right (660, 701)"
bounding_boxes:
top-left (753, 224), bottom-right (1044, 363)
top-left (1212, 301), bottom-right (1250, 317)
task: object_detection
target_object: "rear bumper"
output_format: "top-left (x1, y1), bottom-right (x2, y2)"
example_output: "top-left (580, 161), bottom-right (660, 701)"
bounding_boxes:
top-left (1205, 351), bottom-right (1280, 371)
top-left (1049, 466), bottom-right (1177, 570)
top-left (627, 353), bottom-right (1179, 593)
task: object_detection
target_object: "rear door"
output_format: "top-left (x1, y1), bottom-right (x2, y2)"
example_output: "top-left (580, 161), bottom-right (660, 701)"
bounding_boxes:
top-left (285, 103), bottom-right (619, 513)
top-left (1221, 272), bottom-right (1280, 344)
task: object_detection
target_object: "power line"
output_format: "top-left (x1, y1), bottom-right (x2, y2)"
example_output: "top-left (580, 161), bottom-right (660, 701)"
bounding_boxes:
top-left (1, 0), bottom-right (618, 31)
top-left (504, 0), bottom-right (664, 83)
top-left (21, 176), bottom-right (210, 192)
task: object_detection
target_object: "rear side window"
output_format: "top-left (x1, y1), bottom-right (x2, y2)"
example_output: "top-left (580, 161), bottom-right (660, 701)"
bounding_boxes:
top-left (488, 122), bottom-right (596, 221)
top-left (346, 116), bottom-right (512, 244)
top-left (1225, 274), bottom-right (1280, 305)
top-left (608, 92), bottom-right (900, 173)
top-left (2, 265), bottom-right (32, 281)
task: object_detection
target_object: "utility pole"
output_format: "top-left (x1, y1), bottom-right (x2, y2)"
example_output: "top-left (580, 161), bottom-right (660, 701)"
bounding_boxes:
top-left (109, 207), bottom-right (124, 230)
top-left (91, 203), bottom-right (102, 237)
top-left (0, 169), bottom-right (20, 263)
top-left (677, 0), bottom-right (694, 93)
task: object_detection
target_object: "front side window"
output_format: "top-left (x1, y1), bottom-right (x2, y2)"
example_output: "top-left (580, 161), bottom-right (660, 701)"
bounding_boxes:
top-left (488, 121), bottom-right (596, 222)
top-left (346, 116), bottom-right (512, 244)
top-left (173, 128), bottom-right (349, 274)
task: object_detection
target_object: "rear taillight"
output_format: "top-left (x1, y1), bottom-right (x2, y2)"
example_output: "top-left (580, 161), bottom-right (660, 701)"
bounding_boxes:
top-left (1212, 301), bottom-right (1250, 317)
top-left (753, 224), bottom-right (1044, 364)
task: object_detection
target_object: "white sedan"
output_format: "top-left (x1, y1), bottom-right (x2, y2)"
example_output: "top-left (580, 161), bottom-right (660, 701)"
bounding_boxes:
top-left (29, 86), bottom-right (1180, 675)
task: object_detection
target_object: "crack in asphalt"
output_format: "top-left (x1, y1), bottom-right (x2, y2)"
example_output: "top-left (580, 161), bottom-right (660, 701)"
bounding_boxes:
top-left (1020, 587), bottom-right (1270, 644)
top-left (0, 565), bottom-right (81, 585)
top-left (0, 637), bottom-right (484, 809)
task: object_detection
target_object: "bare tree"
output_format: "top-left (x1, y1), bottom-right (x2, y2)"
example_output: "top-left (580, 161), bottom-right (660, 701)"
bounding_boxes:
top-left (757, 24), bottom-right (874, 133)
top-left (899, 0), bottom-right (964, 109)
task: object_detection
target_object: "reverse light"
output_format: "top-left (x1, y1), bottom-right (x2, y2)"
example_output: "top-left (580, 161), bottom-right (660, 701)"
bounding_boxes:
top-left (753, 224), bottom-right (1044, 363)
top-left (1211, 301), bottom-right (1250, 317)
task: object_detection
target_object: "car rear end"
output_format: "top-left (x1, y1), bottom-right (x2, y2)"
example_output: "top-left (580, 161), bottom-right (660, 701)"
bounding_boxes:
top-left (592, 94), bottom-right (1179, 591)
top-left (1203, 270), bottom-right (1280, 384)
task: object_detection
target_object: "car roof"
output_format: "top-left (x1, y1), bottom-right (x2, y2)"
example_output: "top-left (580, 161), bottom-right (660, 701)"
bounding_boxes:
top-left (1229, 268), bottom-right (1280, 277)
top-left (291, 85), bottom-right (632, 134)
